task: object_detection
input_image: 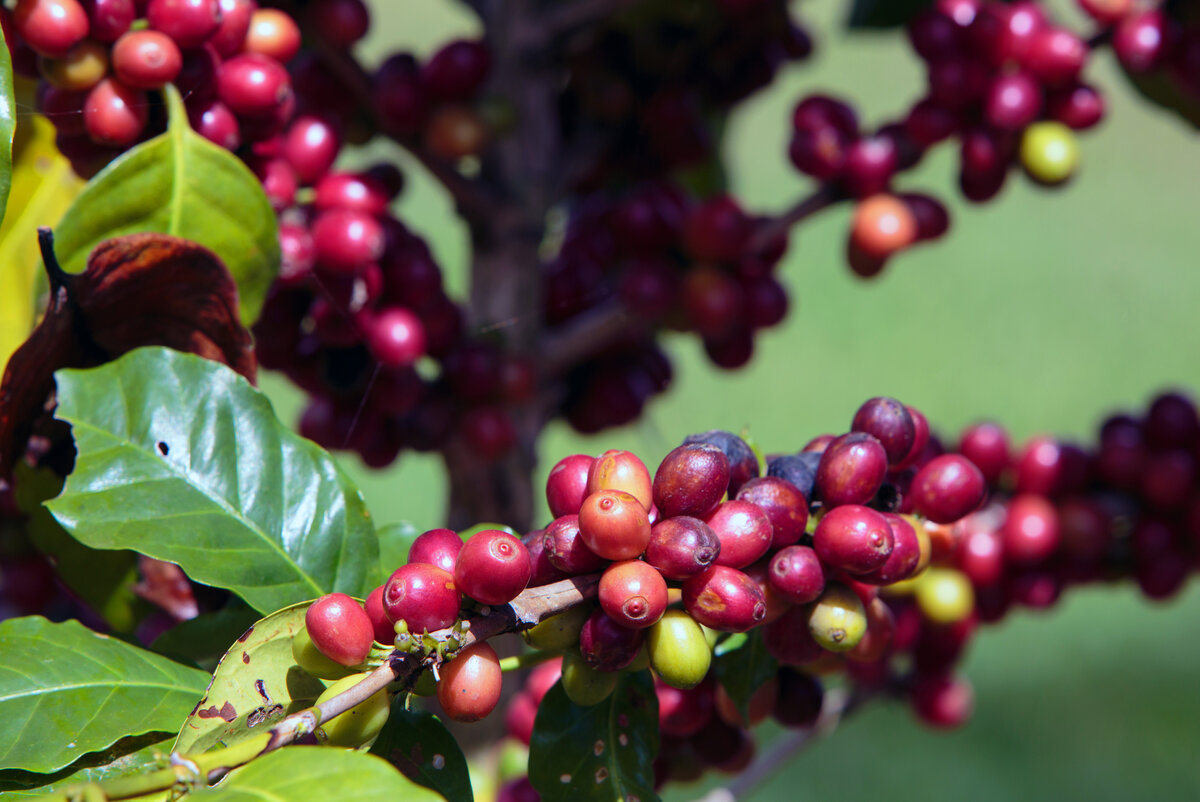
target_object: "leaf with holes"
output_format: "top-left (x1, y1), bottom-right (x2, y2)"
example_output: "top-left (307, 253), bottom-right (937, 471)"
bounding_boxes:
top-left (189, 747), bottom-right (444, 802)
top-left (51, 85), bottom-right (278, 323)
top-left (47, 347), bottom-right (379, 615)
top-left (173, 601), bottom-right (325, 755)
top-left (0, 617), bottom-right (210, 773)
top-left (529, 672), bottom-right (659, 802)
top-left (370, 704), bottom-right (472, 802)
top-left (714, 629), bottom-right (778, 725)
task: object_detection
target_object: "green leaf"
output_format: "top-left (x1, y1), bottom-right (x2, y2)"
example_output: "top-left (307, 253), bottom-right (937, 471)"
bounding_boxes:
top-left (13, 463), bottom-right (146, 633)
top-left (370, 703), bottom-right (473, 802)
top-left (713, 629), bottom-right (778, 724)
top-left (51, 85), bottom-right (278, 323)
top-left (529, 672), bottom-right (659, 802)
top-left (0, 733), bottom-right (171, 799)
top-left (151, 604), bottom-right (263, 672)
top-left (0, 617), bottom-right (210, 773)
top-left (378, 521), bottom-right (420, 577)
top-left (47, 347), bottom-right (379, 615)
top-left (846, 0), bottom-right (934, 28)
top-left (173, 601), bottom-right (325, 755)
top-left (190, 747), bottom-right (445, 802)
top-left (0, 19), bottom-right (15, 226)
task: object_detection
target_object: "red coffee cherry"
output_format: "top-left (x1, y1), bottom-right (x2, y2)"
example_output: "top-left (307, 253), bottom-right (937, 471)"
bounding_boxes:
top-left (15, 0), bottom-right (89, 58)
top-left (542, 514), bottom-right (608, 575)
top-left (438, 641), bottom-right (502, 722)
top-left (313, 171), bottom-right (391, 216)
top-left (578, 489), bottom-right (652, 560)
top-left (363, 585), bottom-right (394, 644)
top-left (735, 477), bottom-right (809, 549)
top-left (599, 560), bottom-right (668, 629)
top-left (312, 208), bottom-right (384, 274)
top-left (706, 500), bottom-right (773, 569)
top-left (305, 592), bottom-right (373, 667)
top-left (762, 604), bottom-right (824, 665)
top-left (653, 443), bottom-right (731, 519)
top-left (146, 0), bottom-right (223, 48)
top-left (282, 115), bottom-right (340, 186)
top-left (209, 0), bottom-right (255, 57)
top-left (86, 0), bottom-right (138, 43)
top-left (851, 397), bottom-right (916, 466)
top-left (579, 607), bottom-right (645, 671)
top-left (407, 528), bottom-right (463, 574)
top-left (243, 7), bottom-right (301, 63)
top-left (644, 515), bottom-right (721, 581)
top-left (815, 432), bottom-right (889, 508)
top-left (767, 544), bottom-right (826, 604)
top-left (911, 454), bottom-right (987, 523)
top-left (850, 194), bottom-right (917, 260)
top-left (587, 449), bottom-right (653, 511)
top-left (910, 672), bottom-right (974, 729)
top-left (112, 30), bottom-right (183, 89)
top-left (454, 529), bottom-right (532, 605)
top-left (546, 454), bottom-right (594, 518)
top-left (366, 307), bottom-right (426, 367)
top-left (858, 513), bottom-right (922, 585)
top-left (83, 78), bottom-right (148, 147)
top-left (813, 504), bottom-right (894, 575)
top-left (305, 0), bottom-right (370, 48)
top-left (958, 422), bottom-right (1011, 485)
top-left (422, 39), bottom-right (491, 101)
top-left (217, 53), bottom-right (292, 119)
top-left (383, 563), bottom-right (461, 634)
top-left (681, 565), bottom-right (767, 632)
top-left (1001, 494), bottom-right (1060, 564)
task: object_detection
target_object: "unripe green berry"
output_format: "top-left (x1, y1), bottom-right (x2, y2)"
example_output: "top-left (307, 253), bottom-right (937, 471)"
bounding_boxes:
top-left (561, 651), bottom-right (619, 706)
top-left (915, 567), bottom-right (975, 625)
top-left (523, 604), bottom-right (591, 652)
top-left (315, 673), bottom-right (391, 747)
top-left (647, 609), bottom-right (712, 690)
top-left (806, 583), bottom-right (867, 652)
top-left (1020, 122), bottom-right (1079, 186)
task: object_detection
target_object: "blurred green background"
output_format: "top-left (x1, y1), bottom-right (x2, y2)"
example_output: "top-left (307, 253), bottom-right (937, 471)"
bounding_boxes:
top-left (262, 1), bottom-right (1200, 799)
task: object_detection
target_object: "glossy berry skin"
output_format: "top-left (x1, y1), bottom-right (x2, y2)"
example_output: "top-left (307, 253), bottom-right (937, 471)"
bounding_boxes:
top-left (543, 514), bottom-right (608, 575)
top-left (706, 500), bottom-right (773, 569)
top-left (858, 513), bottom-right (922, 585)
top-left (283, 116), bottom-right (340, 186)
top-left (423, 39), bottom-right (491, 101)
top-left (579, 607), bottom-right (645, 671)
top-left (958, 422), bottom-right (1010, 485)
top-left (850, 194), bottom-right (917, 259)
top-left (984, 72), bottom-right (1042, 130)
top-left (915, 567), bottom-right (975, 624)
top-left (314, 171), bottom-right (391, 216)
top-left (15, 0), bottom-right (90, 58)
top-left (910, 454), bottom-right (986, 523)
top-left (146, 0), bottom-right (223, 49)
top-left (1020, 121), bottom-right (1078, 185)
top-left (588, 449), bottom-right (653, 511)
top-left (312, 209), bottom-right (384, 273)
top-left (407, 528), bottom-right (463, 574)
top-left (366, 307), bottom-right (426, 367)
top-left (209, 0), bottom-right (254, 57)
top-left (383, 563), bottom-right (461, 634)
top-left (112, 31), bottom-right (183, 90)
top-left (682, 430), bottom-right (760, 495)
top-left (83, 78), bottom-right (148, 147)
top-left (546, 454), bottom-right (594, 517)
top-left (647, 609), bottom-right (711, 690)
top-left (305, 592), bottom-right (374, 667)
top-left (561, 651), bottom-right (618, 707)
top-left (244, 8), bottom-right (302, 63)
top-left (813, 504), bottom-right (893, 575)
top-left (363, 585), bottom-right (394, 644)
top-left (807, 583), bottom-right (867, 652)
top-left (86, 0), bottom-right (137, 43)
top-left (653, 443), bottom-right (731, 519)
top-left (455, 530), bottom-right (531, 605)
top-left (682, 565), bottom-right (767, 632)
top-left (599, 560), bottom-right (668, 629)
top-left (1001, 494), bottom-right (1060, 564)
top-left (815, 432), bottom-right (889, 508)
top-left (767, 544), bottom-right (825, 604)
top-left (766, 453), bottom-right (819, 499)
top-left (438, 641), bottom-right (502, 722)
top-left (644, 516), bottom-right (720, 580)
top-left (523, 528), bottom-right (569, 588)
top-left (735, 477), bottom-right (808, 549)
top-left (578, 489), bottom-right (652, 560)
top-left (851, 397), bottom-right (915, 466)
top-left (217, 53), bottom-right (292, 119)
top-left (317, 673), bottom-right (391, 746)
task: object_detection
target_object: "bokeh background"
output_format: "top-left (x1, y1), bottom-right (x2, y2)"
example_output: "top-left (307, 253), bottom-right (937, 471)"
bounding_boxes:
top-left (259, 2), bottom-right (1200, 800)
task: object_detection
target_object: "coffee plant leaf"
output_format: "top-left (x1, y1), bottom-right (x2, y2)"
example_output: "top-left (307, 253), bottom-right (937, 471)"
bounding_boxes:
top-left (847, 0), bottom-right (934, 28)
top-left (714, 629), bottom-right (778, 725)
top-left (0, 617), bottom-right (210, 773)
top-left (0, 21), bottom-right (14, 227)
top-left (369, 703), bottom-right (473, 802)
top-left (189, 746), bottom-right (444, 802)
top-left (51, 85), bottom-right (279, 324)
top-left (0, 733), bottom-right (172, 799)
top-left (47, 347), bottom-right (380, 615)
top-left (529, 671), bottom-right (660, 802)
top-left (174, 601), bottom-right (325, 755)
top-left (151, 604), bottom-right (263, 673)
top-left (378, 521), bottom-right (421, 577)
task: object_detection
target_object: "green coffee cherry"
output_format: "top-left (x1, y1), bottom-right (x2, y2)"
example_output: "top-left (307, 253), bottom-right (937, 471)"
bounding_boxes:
top-left (1020, 122), bottom-right (1079, 186)
top-left (806, 583), bottom-right (867, 652)
top-left (647, 609), bottom-right (711, 690)
top-left (315, 673), bottom-right (391, 747)
top-left (625, 643), bottom-right (651, 673)
top-left (523, 604), bottom-right (591, 652)
top-left (915, 567), bottom-right (975, 625)
top-left (561, 651), bottom-right (619, 706)
top-left (292, 626), bottom-right (356, 680)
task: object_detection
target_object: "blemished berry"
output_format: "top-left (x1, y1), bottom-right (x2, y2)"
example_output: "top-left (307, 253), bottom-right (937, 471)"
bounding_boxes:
top-left (816, 432), bottom-right (889, 508)
top-left (455, 529), bottom-right (532, 605)
top-left (546, 454), bottom-right (594, 518)
top-left (315, 673), bottom-right (391, 746)
top-left (910, 454), bottom-right (986, 523)
top-left (579, 607), bottom-right (646, 671)
top-left (706, 500), bottom-right (773, 569)
top-left (1019, 122), bottom-right (1078, 186)
top-left (83, 78), bottom-right (148, 147)
top-left (407, 528), bottom-right (463, 574)
top-left (304, 592), bottom-right (374, 667)
top-left (813, 504), bottom-right (893, 575)
top-left (647, 609), bottom-right (712, 690)
top-left (15, 0), bottom-right (90, 58)
top-left (438, 641), bottom-right (502, 722)
top-left (112, 30), bottom-right (183, 89)
top-left (366, 307), bottom-right (426, 367)
top-left (599, 559), bottom-right (668, 629)
top-left (543, 514), bottom-right (608, 575)
top-left (578, 489), bottom-right (652, 560)
top-left (217, 53), bottom-right (293, 119)
top-left (644, 516), bottom-right (720, 580)
top-left (560, 651), bottom-right (619, 706)
top-left (682, 565), bottom-right (767, 632)
top-left (653, 443), bottom-right (731, 519)
top-left (588, 449), bottom-right (653, 511)
top-left (850, 194), bottom-right (917, 259)
top-left (806, 583), bottom-right (867, 652)
top-left (383, 563), bottom-right (461, 634)
top-left (146, 0), bottom-right (223, 49)
top-left (735, 477), bottom-right (808, 549)
top-left (767, 544), bottom-right (825, 604)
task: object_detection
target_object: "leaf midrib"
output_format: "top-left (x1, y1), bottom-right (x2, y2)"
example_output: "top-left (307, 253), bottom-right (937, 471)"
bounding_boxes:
top-left (0, 679), bottom-right (201, 704)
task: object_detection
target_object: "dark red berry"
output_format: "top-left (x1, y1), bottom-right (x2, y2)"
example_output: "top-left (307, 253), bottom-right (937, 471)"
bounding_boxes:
top-left (767, 544), bottom-right (825, 604)
top-left (644, 516), bottom-right (721, 580)
top-left (816, 432), bottom-right (889, 508)
top-left (543, 514), bottom-right (608, 575)
top-left (706, 500), bottom-right (773, 569)
top-left (407, 528), bottom-right (463, 574)
top-left (653, 443), bottom-right (731, 520)
top-left (814, 504), bottom-right (894, 575)
top-left (579, 607), bottom-right (645, 671)
top-left (910, 454), bottom-right (986, 523)
top-left (852, 397), bottom-right (916, 466)
top-left (682, 565), bottom-right (767, 632)
top-left (146, 0), bottom-right (222, 49)
top-left (422, 39), bottom-right (490, 101)
top-left (735, 477), bottom-right (808, 549)
top-left (218, 53), bottom-right (293, 119)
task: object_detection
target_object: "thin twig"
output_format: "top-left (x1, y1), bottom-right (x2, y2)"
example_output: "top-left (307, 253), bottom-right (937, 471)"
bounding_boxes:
top-left (748, 185), bottom-right (843, 256)
top-left (539, 300), bottom-right (646, 377)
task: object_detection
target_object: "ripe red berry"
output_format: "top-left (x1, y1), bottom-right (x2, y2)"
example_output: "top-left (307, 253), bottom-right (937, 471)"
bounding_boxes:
top-left (653, 443), bottom-right (731, 520)
top-left (243, 7), bottom-right (301, 63)
top-left (218, 53), bottom-right (293, 119)
top-left (305, 592), bottom-right (374, 667)
top-left (209, 0), bottom-right (254, 57)
top-left (542, 514), bottom-right (608, 575)
top-left (383, 563), bottom-right (461, 634)
top-left (735, 477), bottom-right (808, 549)
top-left (910, 454), bottom-right (986, 523)
top-left (546, 454), bottom-right (594, 518)
top-left (86, 0), bottom-right (137, 43)
top-left (112, 30), bottom-right (183, 89)
top-left (438, 641), bottom-right (502, 722)
top-left (683, 195), bottom-right (751, 262)
top-left (578, 489), bottom-right (652, 560)
top-left (83, 78), bottom-right (148, 147)
top-left (852, 397), bottom-right (916, 466)
top-left (1001, 493), bottom-right (1060, 564)
top-left (706, 499), bottom-right (773, 569)
top-left (312, 208), bottom-right (384, 273)
top-left (644, 516), bottom-right (721, 580)
top-left (850, 194), bottom-right (917, 259)
top-left (407, 528), bottom-right (463, 574)
top-left (813, 504), bottom-right (894, 575)
top-left (957, 422), bottom-right (1010, 485)
top-left (454, 529), bottom-right (532, 605)
top-left (599, 560), bottom-right (669, 629)
top-left (14, 0), bottom-right (89, 58)
top-left (363, 585), bottom-right (394, 644)
top-left (815, 432), bottom-right (889, 508)
top-left (146, 0), bottom-right (222, 49)
top-left (282, 115), bottom-right (341, 186)
top-left (314, 171), bottom-right (391, 216)
top-left (422, 39), bottom-right (491, 101)
top-left (188, 99), bottom-right (240, 150)
top-left (305, 0), bottom-right (370, 48)
top-left (681, 565), bottom-right (767, 632)
top-left (767, 544), bottom-right (826, 604)
top-left (366, 307), bottom-right (425, 367)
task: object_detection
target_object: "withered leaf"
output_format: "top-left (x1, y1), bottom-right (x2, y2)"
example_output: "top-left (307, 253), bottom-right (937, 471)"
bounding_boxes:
top-left (0, 230), bottom-right (256, 483)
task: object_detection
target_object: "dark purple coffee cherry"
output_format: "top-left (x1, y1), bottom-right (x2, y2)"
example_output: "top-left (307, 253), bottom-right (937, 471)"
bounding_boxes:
top-left (644, 516), bottom-right (721, 580)
top-left (654, 443), bottom-right (731, 519)
top-left (682, 430), bottom-right (759, 495)
top-left (816, 432), bottom-right (889, 508)
top-left (851, 397), bottom-right (916, 466)
top-left (579, 607), bottom-right (645, 671)
top-left (543, 514), bottom-right (609, 575)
